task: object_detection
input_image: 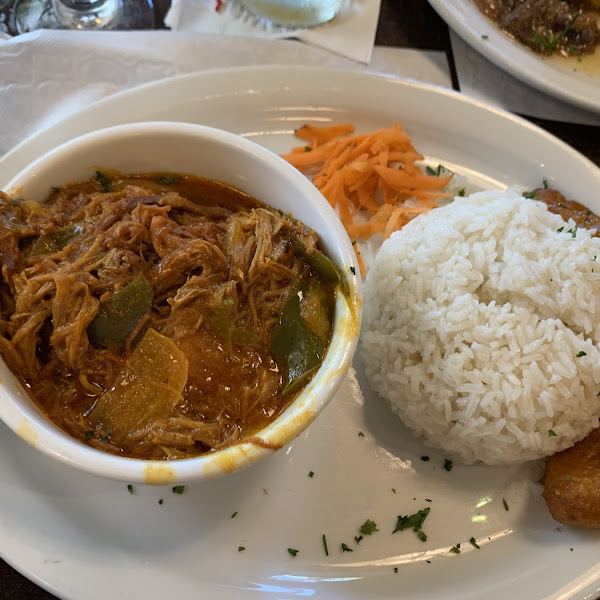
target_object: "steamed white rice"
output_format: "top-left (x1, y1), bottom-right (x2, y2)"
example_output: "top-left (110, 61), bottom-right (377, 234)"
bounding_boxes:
top-left (361, 188), bottom-right (600, 465)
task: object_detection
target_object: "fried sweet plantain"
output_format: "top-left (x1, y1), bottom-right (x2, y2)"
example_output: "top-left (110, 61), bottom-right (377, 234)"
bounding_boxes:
top-left (543, 427), bottom-right (600, 528)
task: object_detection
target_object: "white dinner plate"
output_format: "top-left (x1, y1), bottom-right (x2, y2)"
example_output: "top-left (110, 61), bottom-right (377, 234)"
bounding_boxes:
top-left (1, 66), bottom-right (600, 600)
top-left (427, 0), bottom-right (600, 113)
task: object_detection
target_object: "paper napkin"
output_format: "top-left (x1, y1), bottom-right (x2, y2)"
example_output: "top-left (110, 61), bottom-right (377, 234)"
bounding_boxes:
top-left (450, 32), bottom-right (600, 126)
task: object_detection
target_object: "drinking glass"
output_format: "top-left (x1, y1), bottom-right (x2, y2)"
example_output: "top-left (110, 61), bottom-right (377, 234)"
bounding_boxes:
top-left (11, 0), bottom-right (154, 34)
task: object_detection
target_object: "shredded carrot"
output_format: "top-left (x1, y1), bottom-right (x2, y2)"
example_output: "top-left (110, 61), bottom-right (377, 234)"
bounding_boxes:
top-left (280, 123), bottom-right (454, 275)
top-left (294, 124), bottom-right (355, 147)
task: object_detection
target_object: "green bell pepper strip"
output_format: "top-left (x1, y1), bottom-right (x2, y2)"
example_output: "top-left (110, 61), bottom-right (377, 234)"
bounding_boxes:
top-left (87, 274), bottom-right (154, 348)
top-left (269, 292), bottom-right (325, 395)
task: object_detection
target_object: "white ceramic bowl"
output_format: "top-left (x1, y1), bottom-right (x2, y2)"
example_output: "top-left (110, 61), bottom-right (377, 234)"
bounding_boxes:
top-left (0, 121), bottom-right (361, 484)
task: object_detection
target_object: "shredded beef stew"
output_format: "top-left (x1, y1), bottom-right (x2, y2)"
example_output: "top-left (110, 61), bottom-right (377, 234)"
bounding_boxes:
top-left (0, 172), bottom-right (340, 460)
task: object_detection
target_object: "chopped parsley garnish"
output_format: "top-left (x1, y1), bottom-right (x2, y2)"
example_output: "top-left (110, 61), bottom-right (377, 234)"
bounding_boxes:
top-left (341, 543), bottom-right (353, 552)
top-left (288, 548), bottom-right (299, 557)
top-left (96, 170), bottom-right (111, 193)
top-left (523, 191), bottom-right (537, 199)
top-left (322, 534), bottom-right (329, 556)
top-left (158, 499), bottom-right (164, 505)
top-left (548, 429), bottom-right (557, 436)
top-left (238, 546), bottom-right (245, 552)
top-left (391, 488), bottom-right (396, 494)
top-left (576, 351), bottom-right (587, 357)
top-left (393, 507), bottom-right (430, 542)
top-left (567, 227), bottom-right (578, 239)
top-left (425, 498), bottom-right (432, 503)
top-left (231, 511), bottom-right (238, 518)
top-left (531, 11), bottom-right (581, 54)
top-left (84, 430), bottom-right (94, 442)
top-left (50, 187), bottom-right (60, 196)
top-left (358, 431), bottom-right (364, 437)
top-left (449, 544), bottom-right (461, 554)
top-left (503, 498), bottom-right (509, 511)
top-left (100, 428), bottom-right (113, 444)
top-left (426, 164), bottom-right (447, 177)
top-left (304, 146), bottom-right (311, 152)
top-left (394, 567), bottom-right (398, 573)
top-left (469, 537), bottom-right (480, 549)
top-left (308, 471), bottom-right (314, 478)
top-left (156, 176), bottom-right (182, 185)
top-left (443, 458), bottom-right (453, 471)
top-left (564, 475), bottom-right (572, 481)
top-left (354, 535), bottom-right (363, 545)
top-left (350, 266), bottom-right (356, 275)
top-left (172, 485), bottom-right (185, 495)
top-left (127, 484), bottom-right (134, 494)
top-left (360, 519), bottom-right (379, 535)
top-left (420, 456), bottom-right (430, 462)
top-left (543, 178), bottom-right (549, 189)
top-left (557, 227), bottom-right (564, 233)
top-left (458, 188), bottom-right (466, 197)
top-left (481, 34), bottom-right (489, 40)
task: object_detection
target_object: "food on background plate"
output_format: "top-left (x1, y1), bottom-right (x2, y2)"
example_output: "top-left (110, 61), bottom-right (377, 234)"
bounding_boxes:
top-left (280, 124), bottom-right (455, 277)
top-left (473, 0), bottom-right (600, 57)
top-left (361, 188), bottom-right (600, 466)
top-left (0, 172), bottom-right (342, 460)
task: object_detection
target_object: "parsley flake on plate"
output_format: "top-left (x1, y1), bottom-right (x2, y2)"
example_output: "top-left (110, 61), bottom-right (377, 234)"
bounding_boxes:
top-left (360, 519), bottom-right (379, 535)
top-left (172, 485), bottom-right (185, 495)
top-left (393, 507), bottom-right (430, 542)
top-left (288, 548), bottom-right (299, 557)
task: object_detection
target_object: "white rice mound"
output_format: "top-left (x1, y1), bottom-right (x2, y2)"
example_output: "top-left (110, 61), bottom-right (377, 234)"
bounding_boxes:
top-left (361, 189), bottom-right (600, 465)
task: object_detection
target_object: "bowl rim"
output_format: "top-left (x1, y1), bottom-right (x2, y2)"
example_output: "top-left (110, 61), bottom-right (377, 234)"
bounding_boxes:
top-left (0, 121), bottom-right (362, 485)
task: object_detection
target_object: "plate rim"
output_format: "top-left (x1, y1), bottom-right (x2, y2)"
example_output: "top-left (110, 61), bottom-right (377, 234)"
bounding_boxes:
top-left (1, 64), bottom-right (599, 187)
